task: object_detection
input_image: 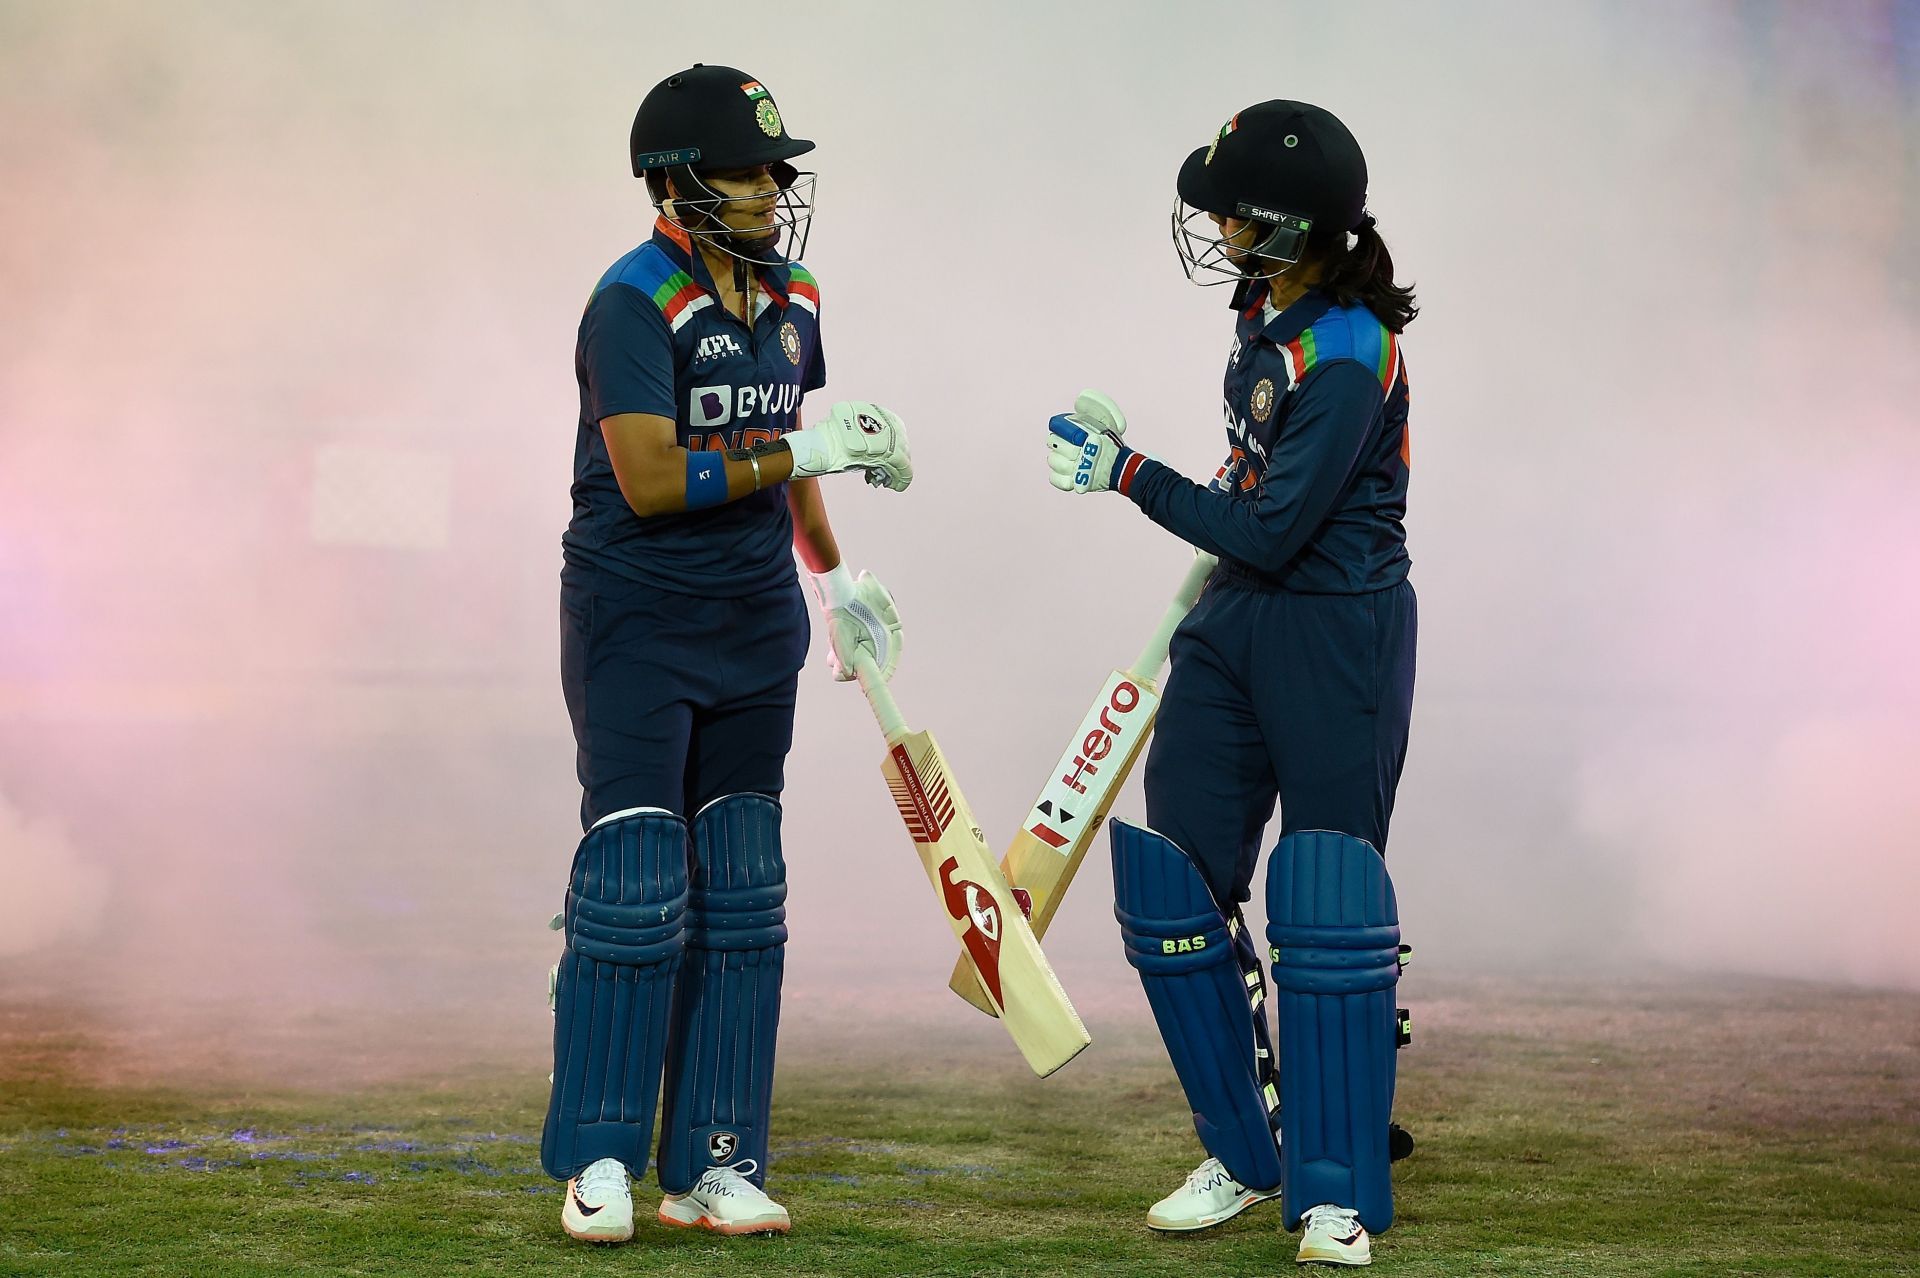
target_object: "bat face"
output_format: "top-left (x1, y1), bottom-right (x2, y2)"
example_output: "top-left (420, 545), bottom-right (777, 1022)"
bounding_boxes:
top-left (888, 739), bottom-right (1009, 1009)
top-left (947, 670), bottom-right (1164, 1016)
top-left (940, 857), bottom-right (1006, 1005)
top-left (886, 741), bottom-right (954, 843)
top-left (880, 730), bottom-right (1090, 1074)
top-left (1021, 672), bottom-right (1160, 857)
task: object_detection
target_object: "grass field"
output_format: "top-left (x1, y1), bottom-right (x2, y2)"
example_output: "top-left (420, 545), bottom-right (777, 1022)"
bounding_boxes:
top-left (1, 973), bottom-right (1916, 1277)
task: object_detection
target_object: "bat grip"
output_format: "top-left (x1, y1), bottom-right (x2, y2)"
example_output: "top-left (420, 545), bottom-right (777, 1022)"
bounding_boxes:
top-left (1129, 552), bottom-right (1218, 679)
top-left (851, 648), bottom-right (909, 742)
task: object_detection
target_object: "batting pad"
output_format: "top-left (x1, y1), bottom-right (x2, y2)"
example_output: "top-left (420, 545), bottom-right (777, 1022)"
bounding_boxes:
top-left (658, 793), bottom-right (788, 1193)
top-left (541, 809), bottom-right (689, 1180)
top-left (1266, 829), bottom-right (1401, 1233)
top-left (1111, 820), bottom-right (1283, 1192)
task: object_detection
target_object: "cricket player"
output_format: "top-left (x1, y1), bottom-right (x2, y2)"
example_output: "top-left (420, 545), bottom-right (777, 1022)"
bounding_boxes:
top-left (543, 65), bottom-right (911, 1244)
top-left (1046, 101), bottom-right (1418, 1266)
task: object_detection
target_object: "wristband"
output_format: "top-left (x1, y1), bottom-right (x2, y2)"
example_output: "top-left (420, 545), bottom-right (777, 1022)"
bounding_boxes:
top-left (811, 562), bottom-right (856, 610)
top-left (685, 450), bottom-right (728, 510)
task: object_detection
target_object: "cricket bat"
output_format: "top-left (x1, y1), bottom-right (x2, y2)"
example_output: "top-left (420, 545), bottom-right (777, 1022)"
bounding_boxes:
top-left (947, 552), bottom-right (1217, 1015)
top-left (850, 648), bottom-right (1091, 1077)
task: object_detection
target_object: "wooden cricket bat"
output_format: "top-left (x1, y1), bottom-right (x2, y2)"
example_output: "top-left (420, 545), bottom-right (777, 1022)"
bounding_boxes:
top-left (851, 648), bottom-right (1090, 1077)
top-left (947, 553), bottom-right (1217, 1015)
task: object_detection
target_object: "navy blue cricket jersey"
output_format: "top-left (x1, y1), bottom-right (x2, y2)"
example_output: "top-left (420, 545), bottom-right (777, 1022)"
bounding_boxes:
top-left (562, 217), bottom-right (827, 596)
top-left (1122, 286), bottom-right (1410, 593)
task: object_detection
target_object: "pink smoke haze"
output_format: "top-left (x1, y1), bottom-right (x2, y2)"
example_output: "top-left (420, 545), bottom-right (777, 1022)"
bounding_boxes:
top-left (1, 3), bottom-right (1916, 1074)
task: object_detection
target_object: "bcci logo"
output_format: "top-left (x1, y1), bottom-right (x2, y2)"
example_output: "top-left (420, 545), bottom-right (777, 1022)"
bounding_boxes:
top-left (779, 320), bottom-right (801, 365)
top-left (708, 1131), bottom-right (739, 1162)
top-left (741, 79), bottom-right (782, 137)
top-left (1205, 113), bottom-right (1239, 166)
top-left (1250, 377), bottom-right (1276, 423)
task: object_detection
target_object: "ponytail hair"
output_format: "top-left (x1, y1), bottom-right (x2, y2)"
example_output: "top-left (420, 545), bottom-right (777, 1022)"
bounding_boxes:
top-left (1309, 215), bottom-right (1418, 333)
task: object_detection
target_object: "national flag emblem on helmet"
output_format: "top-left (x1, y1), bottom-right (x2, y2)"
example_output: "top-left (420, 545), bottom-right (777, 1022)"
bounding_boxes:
top-left (1205, 113), bottom-right (1240, 166)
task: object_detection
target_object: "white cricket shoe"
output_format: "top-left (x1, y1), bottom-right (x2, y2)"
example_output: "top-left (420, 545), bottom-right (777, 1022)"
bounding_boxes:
top-left (1145, 1155), bottom-right (1282, 1232)
top-left (657, 1159), bottom-right (790, 1236)
top-left (561, 1157), bottom-right (634, 1243)
top-left (1297, 1203), bottom-right (1371, 1266)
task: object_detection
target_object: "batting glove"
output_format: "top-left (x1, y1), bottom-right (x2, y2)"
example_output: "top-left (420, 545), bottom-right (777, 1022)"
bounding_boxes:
top-left (786, 401), bottom-right (913, 491)
top-left (810, 564), bottom-right (904, 682)
top-left (1046, 389), bottom-right (1141, 495)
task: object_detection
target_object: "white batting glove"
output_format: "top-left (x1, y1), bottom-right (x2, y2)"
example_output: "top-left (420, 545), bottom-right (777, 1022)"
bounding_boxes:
top-left (809, 564), bottom-right (904, 682)
top-left (785, 401), bottom-right (913, 491)
top-left (1045, 389), bottom-right (1137, 494)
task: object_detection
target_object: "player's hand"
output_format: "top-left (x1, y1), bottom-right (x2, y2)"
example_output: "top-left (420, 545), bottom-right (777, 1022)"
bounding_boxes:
top-left (1046, 388), bottom-right (1135, 494)
top-left (785, 401), bottom-right (913, 491)
top-left (811, 567), bottom-right (904, 682)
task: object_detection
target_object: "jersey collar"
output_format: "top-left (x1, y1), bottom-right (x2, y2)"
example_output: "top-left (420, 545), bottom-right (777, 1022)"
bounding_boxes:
top-left (1236, 280), bottom-right (1336, 347)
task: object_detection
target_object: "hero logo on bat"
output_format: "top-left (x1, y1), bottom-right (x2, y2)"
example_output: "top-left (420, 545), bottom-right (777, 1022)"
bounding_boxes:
top-left (1026, 675), bottom-right (1157, 850)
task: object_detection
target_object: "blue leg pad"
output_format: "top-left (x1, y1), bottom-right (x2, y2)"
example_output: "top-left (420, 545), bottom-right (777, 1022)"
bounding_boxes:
top-left (1266, 829), bottom-right (1401, 1233)
top-left (658, 793), bottom-right (788, 1193)
top-left (1112, 820), bottom-right (1283, 1191)
top-left (541, 809), bottom-right (689, 1180)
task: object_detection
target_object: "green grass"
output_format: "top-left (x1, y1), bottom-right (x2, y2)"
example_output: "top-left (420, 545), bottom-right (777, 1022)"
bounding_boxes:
top-left (2, 974), bottom-right (1916, 1276)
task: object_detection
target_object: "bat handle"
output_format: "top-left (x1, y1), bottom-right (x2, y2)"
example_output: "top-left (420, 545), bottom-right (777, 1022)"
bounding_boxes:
top-left (851, 648), bottom-right (910, 742)
top-left (1129, 551), bottom-right (1218, 679)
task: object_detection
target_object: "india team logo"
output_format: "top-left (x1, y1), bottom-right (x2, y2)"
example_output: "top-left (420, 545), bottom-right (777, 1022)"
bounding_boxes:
top-left (756, 99), bottom-right (782, 137)
top-left (1205, 113), bottom-right (1239, 166)
top-left (1250, 377), bottom-right (1276, 423)
top-left (779, 320), bottom-right (801, 364)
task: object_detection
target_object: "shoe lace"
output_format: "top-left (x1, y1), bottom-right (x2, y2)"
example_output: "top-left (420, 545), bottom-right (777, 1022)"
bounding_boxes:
top-left (1308, 1204), bottom-right (1361, 1233)
top-left (698, 1158), bottom-right (763, 1198)
top-left (577, 1158), bottom-right (628, 1199)
top-left (1184, 1157), bottom-right (1231, 1193)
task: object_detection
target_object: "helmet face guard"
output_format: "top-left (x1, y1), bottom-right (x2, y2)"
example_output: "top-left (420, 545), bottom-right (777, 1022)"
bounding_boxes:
top-left (652, 164), bottom-right (815, 266)
top-left (1171, 195), bottom-right (1313, 286)
top-left (1171, 99), bottom-right (1367, 290)
top-left (630, 65), bottom-right (818, 265)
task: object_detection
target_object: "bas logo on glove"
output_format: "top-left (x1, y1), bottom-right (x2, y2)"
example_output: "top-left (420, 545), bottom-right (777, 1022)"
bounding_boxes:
top-left (1076, 434), bottom-right (1103, 489)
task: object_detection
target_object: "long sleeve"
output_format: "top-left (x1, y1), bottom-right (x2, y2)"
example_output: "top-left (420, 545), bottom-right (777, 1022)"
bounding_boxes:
top-left (1124, 359), bottom-right (1385, 574)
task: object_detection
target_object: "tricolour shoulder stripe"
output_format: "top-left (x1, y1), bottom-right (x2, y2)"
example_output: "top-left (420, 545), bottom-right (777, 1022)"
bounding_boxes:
top-left (599, 242), bottom-right (680, 298)
top-left (593, 242), bottom-right (713, 331)
top-left (1280, 328), bottom-right (1319, 389)
top-left (787, 262), bottom-right (819, 316)
top-left (1289, 305), bottom-right (1402, 390)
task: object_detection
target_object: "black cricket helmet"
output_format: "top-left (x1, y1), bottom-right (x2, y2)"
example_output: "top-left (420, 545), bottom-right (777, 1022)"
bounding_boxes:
top-left (630, 64), bottom-right (816, 264)
top-left (1172, 99), bottom-right (1368, 286)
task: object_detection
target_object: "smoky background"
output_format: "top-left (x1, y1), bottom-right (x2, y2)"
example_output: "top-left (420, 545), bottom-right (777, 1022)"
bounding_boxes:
top-left (1, 0), bottom-right (1916, 1080)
